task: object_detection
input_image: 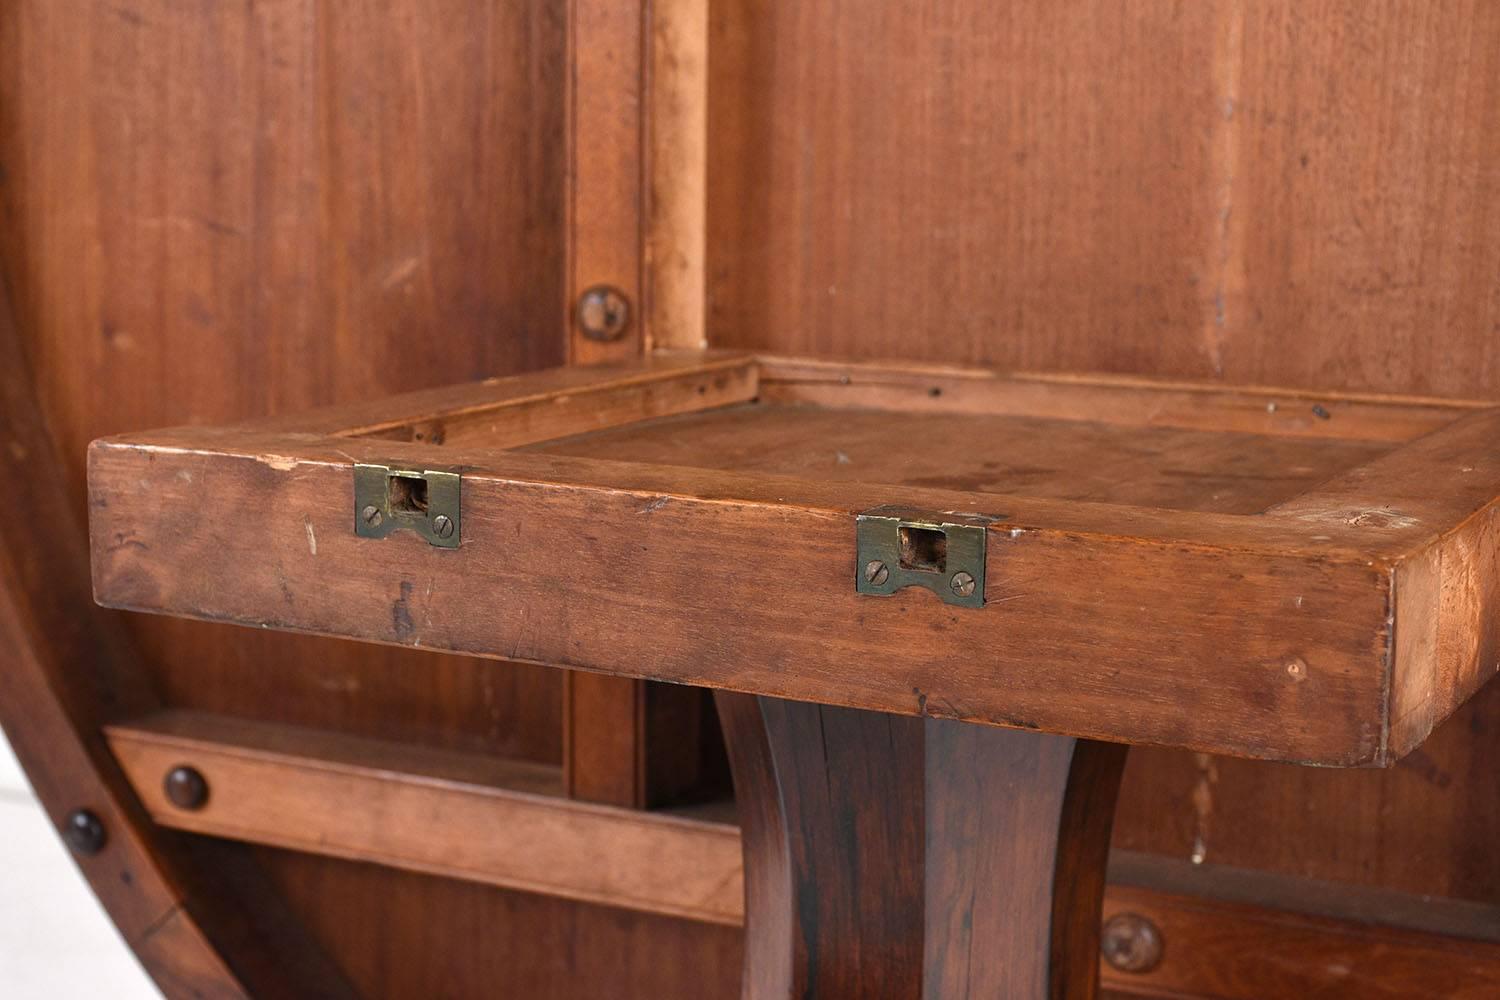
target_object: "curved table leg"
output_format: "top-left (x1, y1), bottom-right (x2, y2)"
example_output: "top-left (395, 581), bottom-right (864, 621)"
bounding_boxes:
top-left (716, 693), bottom-right (1128, 999)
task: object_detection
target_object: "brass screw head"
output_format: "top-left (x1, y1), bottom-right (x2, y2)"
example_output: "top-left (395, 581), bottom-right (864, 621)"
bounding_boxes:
top-left (62, 809), bottom-right (107, 856)
top-left (432, 514), bottom-right (455, 539)
top-left (577, 285), bottom-right (631, 342)
top-left (362, 505), bottom-right (383, 527)
top-left (1101, 912), bottom-right (1164, 974)
top-left (950, 571), bottom-right (976, 597)
top-left (864, 560), bottom-right (890, 586)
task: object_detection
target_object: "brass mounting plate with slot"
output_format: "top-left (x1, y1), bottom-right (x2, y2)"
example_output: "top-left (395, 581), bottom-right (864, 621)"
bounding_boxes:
top-left (855, 506), bottom-right (989, 609)
top-left (353, 464), bottom-right (462, 549)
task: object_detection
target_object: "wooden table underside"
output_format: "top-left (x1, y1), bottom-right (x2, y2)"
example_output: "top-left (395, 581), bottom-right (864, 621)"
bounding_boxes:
top-left (88, 352), bottom-right (1500, 997)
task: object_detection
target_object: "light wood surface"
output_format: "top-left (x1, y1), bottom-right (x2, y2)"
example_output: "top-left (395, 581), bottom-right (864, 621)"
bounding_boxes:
top-left (107, 712), bottom-right (745, 926)
top-left (707, 1), bottom-right (1500, 399)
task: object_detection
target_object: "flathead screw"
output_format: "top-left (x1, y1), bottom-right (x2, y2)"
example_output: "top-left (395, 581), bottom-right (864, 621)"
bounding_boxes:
top-left (362, 505), bottom-right (383, 528)
top-left (432, 514), bottom-right (455, 539)
top-left (950, 571), bottom-right (976, 597)
top-left (864, 561), bottom-right (890, 586)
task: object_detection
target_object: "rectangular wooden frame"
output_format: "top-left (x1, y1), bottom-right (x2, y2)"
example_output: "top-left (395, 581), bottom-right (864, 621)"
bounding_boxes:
top-left (90, 352), bottom-right (1500, 766)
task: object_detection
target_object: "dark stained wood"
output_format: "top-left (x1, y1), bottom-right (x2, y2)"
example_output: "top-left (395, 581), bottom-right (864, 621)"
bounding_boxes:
top-left (1100, 882), bottom-right (1500, 1000)
top-left (707, 1), bottom-right (1500, 400)
top-left (259, 850), bottom-right (744, 1000)
top-left (716, 693), bottom-right (1127, 998)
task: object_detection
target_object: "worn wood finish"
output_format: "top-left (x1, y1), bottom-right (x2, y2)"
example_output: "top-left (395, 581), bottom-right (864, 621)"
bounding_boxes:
top-left (707, 1), bottom-right (1500, 399)
top-left (87, 355), bottom-right (1500, 765)
top-left (534, 402), bottom-right (1395, 515)
top-left (716, 693), bottom-right (1126, 999)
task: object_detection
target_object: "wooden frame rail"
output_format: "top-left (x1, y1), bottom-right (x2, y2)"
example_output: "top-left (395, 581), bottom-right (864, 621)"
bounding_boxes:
top-left (90, 352), bottom-right (1500, 766)
top-left (105, 711), bottom-right (1500, 1000)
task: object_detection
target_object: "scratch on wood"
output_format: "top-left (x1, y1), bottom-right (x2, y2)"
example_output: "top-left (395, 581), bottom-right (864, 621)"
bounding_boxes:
top-left (1190, 752), bottom-right (1219, 865)
top-left (304, 518), bottom-right (317, 556)
top-left (392, 581), bottom-right (416, 639)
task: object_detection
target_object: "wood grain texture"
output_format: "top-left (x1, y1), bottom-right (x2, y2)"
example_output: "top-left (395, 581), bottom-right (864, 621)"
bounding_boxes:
top-left (258, 849), bottom-right (744, 1000)
top-left (717, 694), bottom-right (1126, 999)
top-left (107, 711), bottom-right (745, 926)
top-left (1, 4), bottom-right (750, 997)
top-left (1100, 883), bottom-right (1500, 1000)
top-left (0, 225), bottom-right (354, 998)
top-left (648, 0), bottom-right (710, 351)
top-left (89, 356), bottom-right (1500, 765)
top-left (569, 0), bottom-right (645, 363)
top-left (1, 0), bottom-right (568, 766)
top-left (706, 1), bottom-right (1500, 399)
top-left (533, 401), bottom-right (1395, 515)
top-left (89, 422), bottom-right (1404, 764)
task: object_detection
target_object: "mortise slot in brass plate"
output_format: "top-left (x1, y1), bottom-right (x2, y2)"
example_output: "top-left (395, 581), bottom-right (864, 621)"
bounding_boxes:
top-left (856, 506), bottom-right (990, 608)
top-left (354, 464), bottom-right (461, 549)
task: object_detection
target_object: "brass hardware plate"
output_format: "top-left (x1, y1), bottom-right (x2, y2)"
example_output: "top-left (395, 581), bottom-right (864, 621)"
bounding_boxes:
top-left (354, 464), bottom-right (461, 549)
top-left (855, 506), bottom-right (988, 608)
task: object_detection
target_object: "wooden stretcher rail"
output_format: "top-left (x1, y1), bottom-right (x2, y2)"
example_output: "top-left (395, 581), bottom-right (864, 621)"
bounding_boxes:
top-left (106, 711), bottom-right (744, 926)
top-left (88, 352), bottom-right (1500, 765)
top-left (105, 712), bottom-right (1500, 1000)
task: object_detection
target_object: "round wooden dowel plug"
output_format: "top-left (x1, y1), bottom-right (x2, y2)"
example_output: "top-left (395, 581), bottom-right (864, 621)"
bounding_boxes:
top-left (1101, 912), bottom-right (1164, 973)
top-left (164, 765), bottom-right (210, 811)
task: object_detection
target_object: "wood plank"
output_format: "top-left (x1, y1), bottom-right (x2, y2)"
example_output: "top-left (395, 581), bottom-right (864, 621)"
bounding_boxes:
top-left (0, 221), bottom-right (353, 998)
top-left (107, 712), bottom-right (744, 926)
top-left (569, 0), bottom-right (645, 364)
top-left (648, 0), bottom-right (710, 351)
top-left (360, 356), bottom-right (758, 450)
top-left (249, 352), bottom-right (755, 438)
top-left (706, 2), bottom-right (1500, 400)
top-left (529, 402), bottom-right (1395, 516)
top-left (757, 356), bottom-right (1484, 443)
top-left (90, 431), bottom-right (1397, 764)
top-left (1099, 883), bottom-right (1500, 1000)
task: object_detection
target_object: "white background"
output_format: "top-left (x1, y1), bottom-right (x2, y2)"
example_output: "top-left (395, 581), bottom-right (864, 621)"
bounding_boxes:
top-left (0, 729), bottom-right (161, 998)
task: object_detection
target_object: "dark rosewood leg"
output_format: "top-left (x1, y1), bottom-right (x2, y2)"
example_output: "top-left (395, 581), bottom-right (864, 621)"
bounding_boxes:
top-left (715, 694), bottom-right (1128, 999)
